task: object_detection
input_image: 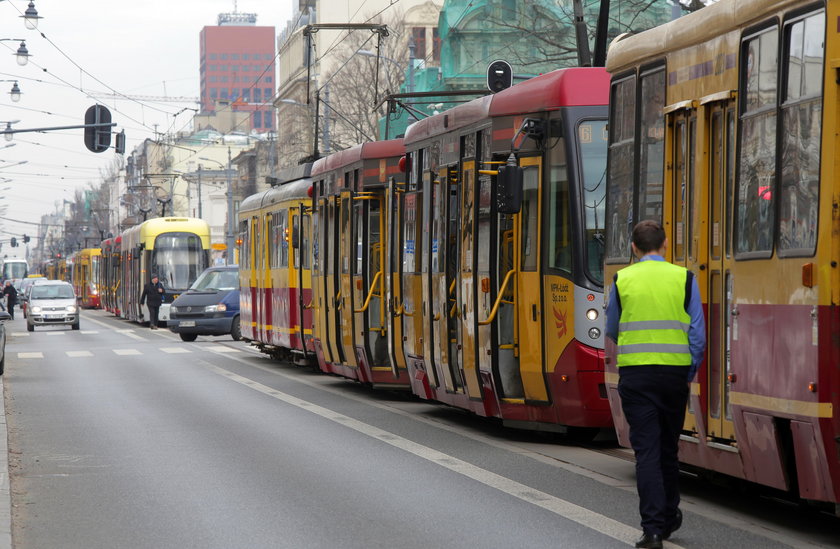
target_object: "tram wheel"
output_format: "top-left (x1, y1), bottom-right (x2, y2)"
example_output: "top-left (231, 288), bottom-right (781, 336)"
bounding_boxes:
top-left (179, 333), bottom-right (198, 342)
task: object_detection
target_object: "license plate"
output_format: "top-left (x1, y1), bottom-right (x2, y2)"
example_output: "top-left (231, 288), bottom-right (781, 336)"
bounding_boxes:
top-left (180, 321), bottom-right (195, 327)
top-left (46, 314), bottom-right (64, 319)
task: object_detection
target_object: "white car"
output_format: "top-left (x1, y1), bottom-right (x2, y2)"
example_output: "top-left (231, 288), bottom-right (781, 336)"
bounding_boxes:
top-left (26, 281), bottom-right (79, 332)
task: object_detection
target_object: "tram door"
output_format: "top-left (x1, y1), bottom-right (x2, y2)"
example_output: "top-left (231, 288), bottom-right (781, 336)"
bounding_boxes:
top-left (259, 213), bottom-right (272, 344)
top-left (401, 190), bottom-right (424, 364)
top-left (312, 189), bottom-right (330, 365)
top-left (338, 188), bottom-right (357, 369)
top-left (385, 180), bottom-right (407, 376)
top-left (515, 158), bottom-right (546, 401)
top-left (706, 102), bottom-right (736, 441)
top-left (429, 166), bottom-right (463, 393)
top-left (361, 192), bottom-right (388, 368)
top-left (324, 193), bottom-right (343, 365)
top-left (669, 107), bottom-right (700, 432)
top-left (458, 158), bottom-right (482, 398)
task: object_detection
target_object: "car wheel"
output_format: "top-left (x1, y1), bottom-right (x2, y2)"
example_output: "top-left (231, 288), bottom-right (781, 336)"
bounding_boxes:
top-left (179, 333), bottom-right (198, 342)
top-left (71, 321), bottom-right (80, 330)
top-left (231, 316), bottom-right (241, 341)
top-left (0, 355), bottom-right (5, 376)
top-left (26, 322), bottom-right (33, 332)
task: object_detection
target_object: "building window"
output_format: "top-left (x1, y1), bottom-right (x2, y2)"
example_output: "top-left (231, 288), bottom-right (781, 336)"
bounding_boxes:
top-left (265, 76), bottom-right (272, 83)
top-left (221, 76), bottom-right (229, 83)
top-left (264, 111), bottom-right (273, 128)
top-left (253, 88), bottom-right (262, 102)
top-left (264, 88), bottom-right (272, 99)
top-left (412, 28), bottom-right (426, 60)
top-left (219, 65), bottom-right (228, 72)
top-left (232, 65), bottom-right (240, 72)
top-left (209, 65), bottom-right (217, 71)
top-left (253, 112), bottom-right (261, 128)
top-left (220, 89), bottom-right (228, 99)
top-left (209, 53), bottom-right (217, 60)
top-left (264, 54), bottom-right (273, 60)
top-left (242, 53), bottom-right (250, 60)
top-left (231, 88), bottom-right (240, 100)
top-left (220, 54), bottom-right (228, 60)
top-left (241, 88), bottom-right (250, 102)
top-left (210, 88), bottom-right (218, 99)
top-left (209, 76), bottom-right (217, 83)
top-left (231, 54), bottom-right (239, 60)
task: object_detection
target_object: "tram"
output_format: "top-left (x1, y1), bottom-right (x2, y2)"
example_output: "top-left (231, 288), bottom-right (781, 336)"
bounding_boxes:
top-left (310, 140), bottom-right (407, 386)
top-left (69, 248), bottom-right (101, 309)
top-left (399, 67), bottom-right (612, 431)
top-left (604, 0), bottom-right (840, 506)
top-left (119, 217), bottom-right (211, 325)
top-left (0, 257), bottom-right (27, 282)
top-left (99, 237), bottom-right (122, 315)
top-left (237, 164), bottom-right (314, 362)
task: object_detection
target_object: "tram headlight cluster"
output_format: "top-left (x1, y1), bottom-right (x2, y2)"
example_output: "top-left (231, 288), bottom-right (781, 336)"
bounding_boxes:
top-left (588, 327), bottom-right (601, 340)
top-left (585, 308), bottom-right (599, 321)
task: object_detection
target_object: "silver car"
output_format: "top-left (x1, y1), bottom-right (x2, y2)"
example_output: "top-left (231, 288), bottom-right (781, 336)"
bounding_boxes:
top-left (26, 281), bottom-right (79, 331)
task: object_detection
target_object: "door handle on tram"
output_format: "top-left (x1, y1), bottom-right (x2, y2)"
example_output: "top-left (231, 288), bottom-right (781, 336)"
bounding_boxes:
top-left (532, 304), bottom-right (537, 321)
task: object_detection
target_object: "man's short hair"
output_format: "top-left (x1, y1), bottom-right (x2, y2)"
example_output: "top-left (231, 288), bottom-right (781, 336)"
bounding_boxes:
top-left (632, 220), bottom-right (666, 253)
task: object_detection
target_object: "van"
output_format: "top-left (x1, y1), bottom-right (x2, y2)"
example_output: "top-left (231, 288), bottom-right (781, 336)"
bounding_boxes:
top-left (168, 265), bottom-right (240, 342)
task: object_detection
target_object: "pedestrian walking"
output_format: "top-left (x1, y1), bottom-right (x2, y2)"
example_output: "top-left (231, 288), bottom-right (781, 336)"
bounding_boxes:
top-left (140, 273), bottom-right (166, 330)
top-left (606, 220), bottom-right (706, 549)
top-left (3, 281), bottom-right (17, 320)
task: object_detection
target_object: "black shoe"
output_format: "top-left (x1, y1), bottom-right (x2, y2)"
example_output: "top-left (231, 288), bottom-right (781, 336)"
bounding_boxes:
top-left (635, 533), bottom-right (663, 549)
top-left (664, 508), bottom-right (683, 540)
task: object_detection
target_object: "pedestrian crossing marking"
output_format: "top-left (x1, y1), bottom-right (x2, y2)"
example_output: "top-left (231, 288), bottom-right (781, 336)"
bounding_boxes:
top-left (205, 346), bottom-right (240, 353)
top-left (10, 333), bottom-right (30, 337)
top-left (46, 332), bottom-right (65, 336)
top-left (161, 347), bottom-right (191, 354)
top-left (80, 331), bottom-right (99, 335)
top-left (113, 349), bottom-right (142, 356)
top-left (17, 352), bottom-right (43, 359)
top-left (66, 351), bottom-right (93, 358)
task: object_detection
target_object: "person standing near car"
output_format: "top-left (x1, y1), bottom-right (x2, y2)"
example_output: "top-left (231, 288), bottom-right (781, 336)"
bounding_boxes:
top-left (140, 273), bottom-right (165, 330)
top-left (3, 281), bottom-right (17, 320)
top-left (606, 220), bottom-right (706, 549)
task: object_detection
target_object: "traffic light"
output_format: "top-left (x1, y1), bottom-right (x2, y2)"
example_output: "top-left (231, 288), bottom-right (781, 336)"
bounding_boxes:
top-left (487, 60), bottom-right (513, 93)
top-left (114, 130), bottom-right (126, 154)
top-left (22, 234), bottom-right (29, 244)
top-left (84, 104), bottom-right (112, 153)
top-left (10, 237), bottom-right (16, 248)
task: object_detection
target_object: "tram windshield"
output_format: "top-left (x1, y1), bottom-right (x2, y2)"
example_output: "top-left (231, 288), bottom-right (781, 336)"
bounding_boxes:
top-left (3, 261), bottom-right (28, 280)
top-left (152, 232), bottom-right (208, 291)
top-left (579, 119), bottom-right (608, 284)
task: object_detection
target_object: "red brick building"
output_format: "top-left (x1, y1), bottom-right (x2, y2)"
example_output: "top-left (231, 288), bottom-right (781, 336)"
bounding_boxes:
top-left (199, 12), bottom-right (276, 132)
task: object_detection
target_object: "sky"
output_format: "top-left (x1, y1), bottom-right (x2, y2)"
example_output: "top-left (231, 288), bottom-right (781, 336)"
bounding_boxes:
top-left (0, 0), bottom-right (295, 251)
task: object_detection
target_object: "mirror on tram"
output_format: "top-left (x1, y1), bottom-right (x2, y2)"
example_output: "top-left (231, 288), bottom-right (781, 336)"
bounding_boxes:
top-left (497, 154), bottom-right (523, 214)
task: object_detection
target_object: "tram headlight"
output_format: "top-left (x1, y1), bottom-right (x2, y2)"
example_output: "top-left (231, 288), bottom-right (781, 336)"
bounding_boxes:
top-left (205, 303), bottom-right (227, 312)
top-left (586, 308), bottom-right (599, 321)
top-left (65, 305), bottom-right (77, 313)
top-left (588, 327), bottom-right (601, 340)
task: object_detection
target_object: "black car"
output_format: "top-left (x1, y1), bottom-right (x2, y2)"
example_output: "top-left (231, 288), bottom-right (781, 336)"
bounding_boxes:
top-left (168, 265), bottom-right (240, 342)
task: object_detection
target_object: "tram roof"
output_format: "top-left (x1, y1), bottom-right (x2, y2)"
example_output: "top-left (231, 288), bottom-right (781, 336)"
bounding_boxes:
top-left (239, 177), bottom-right (312, 215)
top-left (311, 139), bottom-right (405, 176)
top-left (606, 0), bottom-right (802, 73)
top-left (404, 67), bottom-right (609, 145)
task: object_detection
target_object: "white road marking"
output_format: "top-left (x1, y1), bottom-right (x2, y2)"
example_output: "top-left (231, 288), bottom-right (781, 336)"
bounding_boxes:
top-left (66, 351), bottom-right (93, 358)
top-left (160, 347), bottom-right (191, 354)
top-left (79, 330), bottom-right (99, 335)
top-left (116, 329), bottom-right (146, 341)
top-left (17, 352), bottom-right (43, 359)
top-left (205, 346), bottom-right (240, 354)
top-left (45, 332), bottom-right (65, 336)
top-left (10, 333), bottom-right (29, 337)
top-left (112, 349), bottom-right (141, 356)
top-left (201, 362), bottom-right (682, 549)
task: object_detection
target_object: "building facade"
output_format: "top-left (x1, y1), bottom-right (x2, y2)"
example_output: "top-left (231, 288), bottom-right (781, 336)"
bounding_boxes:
top-left (199, 11), bottom-right (277, 133)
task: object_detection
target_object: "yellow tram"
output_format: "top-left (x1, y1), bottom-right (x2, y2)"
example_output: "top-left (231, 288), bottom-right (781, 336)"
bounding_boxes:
top-left (70, 248), bottom-right (101, 309)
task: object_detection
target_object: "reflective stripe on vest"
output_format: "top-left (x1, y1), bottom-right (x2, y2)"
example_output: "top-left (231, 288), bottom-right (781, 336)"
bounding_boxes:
top-left (615, 260), bottom-right (691, 367)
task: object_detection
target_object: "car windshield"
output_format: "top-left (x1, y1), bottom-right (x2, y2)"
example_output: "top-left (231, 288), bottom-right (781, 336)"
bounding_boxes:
top-left (31, 285), bottom-right (75, 299)
top-left (191, 270), bottom-right (238, 291)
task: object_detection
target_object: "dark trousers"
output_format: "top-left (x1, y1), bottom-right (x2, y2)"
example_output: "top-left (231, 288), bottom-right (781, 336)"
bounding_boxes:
top-left (618, 365), bottom-right (689, 536)
top-left (148, 305), bottom-right (160, 327)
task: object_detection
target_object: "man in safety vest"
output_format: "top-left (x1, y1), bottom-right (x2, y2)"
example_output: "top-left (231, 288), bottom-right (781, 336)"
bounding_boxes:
top-left (606, 220), bottom-right (706, 549)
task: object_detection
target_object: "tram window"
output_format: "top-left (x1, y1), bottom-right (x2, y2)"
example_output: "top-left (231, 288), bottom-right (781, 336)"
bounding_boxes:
top-left (279, 214), bottom-right (289, 268)
top-left (736, 29), bottom-right (778, 256)
top-left (606, 75), bottom-right (636, 263)
top-left (579, 119), bottom-right (608, 284)
top-left (354, 201), bottom-right (364, 275)
top-left (521, 166), bottom-right (539, 272)
top-left (403, 194), bottom-right (417, 273)
top-left (779, 12), bottom-right (823, 256)
top-left (725, 110), bottom-right (735, 258)
top-left (639, 68), bottom-right (666, 223)
top-left (548, 125), bottom-right (571, 274)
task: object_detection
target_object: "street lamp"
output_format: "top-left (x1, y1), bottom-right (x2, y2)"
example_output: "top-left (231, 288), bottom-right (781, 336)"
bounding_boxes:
top-left (199, 153), bottom-right (235, 265)
top-left (0, 121), bottom-right (19, 142)
top-left (21, 1), bottom-right (42, 30)
top-left (0, 39), bottom-right (31, 66)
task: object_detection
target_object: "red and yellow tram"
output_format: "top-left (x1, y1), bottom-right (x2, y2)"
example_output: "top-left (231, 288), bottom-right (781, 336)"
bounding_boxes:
top-left (99, 237), bottom-right (122, 315)
top-left (69, 248), bottom-right (101, 309)
top-left (237, 165), bottom-right (314, 362)
top-left (604, 0), bottom-right (840, 507)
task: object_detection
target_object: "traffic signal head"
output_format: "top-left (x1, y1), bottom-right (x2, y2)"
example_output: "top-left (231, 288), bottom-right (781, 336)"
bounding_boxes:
top-left (10, 237), bottom-right (16, 247)
top-left (22, 234), bottom-right (29, 244)
top-left (84, 104), bottom-right (112, 153)
top-left (115, 130), bottom-right (126, 155)
top-left (487, 60), bottom-right (513, 93)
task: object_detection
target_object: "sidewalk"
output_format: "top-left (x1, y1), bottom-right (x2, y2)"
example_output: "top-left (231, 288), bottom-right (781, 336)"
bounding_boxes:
top-left (0, 376), bottom-right (11, 549)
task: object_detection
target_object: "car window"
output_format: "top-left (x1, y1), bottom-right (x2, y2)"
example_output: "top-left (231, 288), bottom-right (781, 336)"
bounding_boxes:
top-left (31, 285), bottom-right (75, 299)
top-left (191, 270), bottom-right (238, 291)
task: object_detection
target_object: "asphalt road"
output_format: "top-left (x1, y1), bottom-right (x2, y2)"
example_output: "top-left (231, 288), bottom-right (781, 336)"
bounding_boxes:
top-left (0, 310), bottom-right (836, 548)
